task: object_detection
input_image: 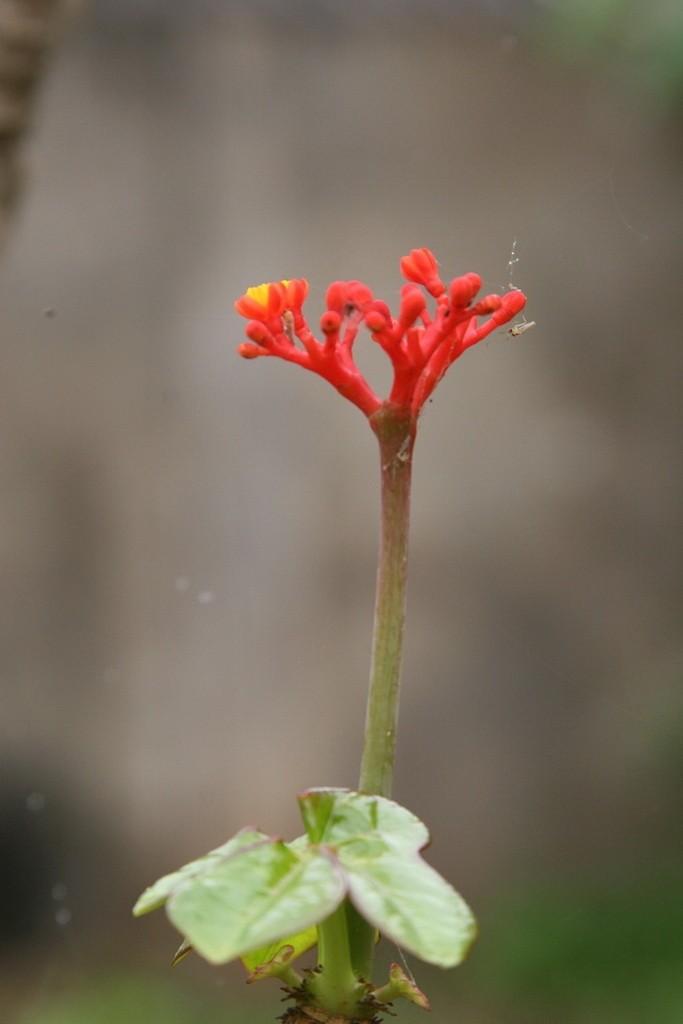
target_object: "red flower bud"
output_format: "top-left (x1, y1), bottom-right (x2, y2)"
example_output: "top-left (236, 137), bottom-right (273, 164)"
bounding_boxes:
top-left (284, 278), bottom-right (309, 310)
top-left (398, 284), bottom-right (427, 328)
top-left (365, 309), bottom-right (388, 333)
top-left (449, 273), bottom-right (482, 309)
top-left (320, 310), bottom-right (341, 335)
top-left (245, 321), bottom-right (271, 344)
top-left (471, 294), bottom-right (502, 315)
top-left (345, 281), bottom-right (374, 309)
top-left (238, 341), bottom-right (265, 359)
top-left (325, 281), bottom-right (347, 313)
top-left (400, 247), bottom-right (445, 297)
top-left (491, 289), bottom-right (526, 325)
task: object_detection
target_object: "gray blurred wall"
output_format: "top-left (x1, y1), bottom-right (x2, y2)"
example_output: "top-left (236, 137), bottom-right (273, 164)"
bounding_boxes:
top-left (0, 0), bottom-right (681, 966)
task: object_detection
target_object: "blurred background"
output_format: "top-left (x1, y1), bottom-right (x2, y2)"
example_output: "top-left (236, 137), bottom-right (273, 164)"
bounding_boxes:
top-left (1, 1), bottom-right (682, 1022)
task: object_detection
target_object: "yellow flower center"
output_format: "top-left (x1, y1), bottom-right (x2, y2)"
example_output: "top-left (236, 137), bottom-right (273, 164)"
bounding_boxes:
top-left (246, 280), bottom-right (290, 310)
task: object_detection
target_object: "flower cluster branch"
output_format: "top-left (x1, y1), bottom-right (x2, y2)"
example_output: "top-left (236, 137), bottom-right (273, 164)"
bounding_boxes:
top-left (235, 247), bottom-right (526, 421)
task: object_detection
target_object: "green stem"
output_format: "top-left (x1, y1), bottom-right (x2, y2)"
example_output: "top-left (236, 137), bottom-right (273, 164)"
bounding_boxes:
top-left (345, 898), bottom-right (375, 981)
top-left (359, 404), bottom-right (416, 798)
top-left (314, 405), bottom-right (416, 1008)
top-left (310, 903), bottom-right (364, 1015)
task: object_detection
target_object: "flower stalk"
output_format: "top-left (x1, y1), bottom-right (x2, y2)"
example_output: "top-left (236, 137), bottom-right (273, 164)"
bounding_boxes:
top-left (359, 404), bottom-right (416, 799)
top-left (347, 404), bottom-right (416, 994)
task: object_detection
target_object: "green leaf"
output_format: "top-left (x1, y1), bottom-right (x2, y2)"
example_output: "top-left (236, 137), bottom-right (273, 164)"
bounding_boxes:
top-left (171, 937), bottom-right (193, 965)
top-left (343, 848), bottom-right (477, 967)
top-left (240, 924), bottom-right (318, 973)
top-left (135, 791), bottom-right (475, 973)
top-left (298, 788), bottom-right (428, 851)
top-left (374, 962), bottom-right (431, 1010)
top-left (286, 834), bottom-right (310, 856)
top-left (298, 789), bottom-right (477, 968)
top-left (166, 841), bottom-right (345, 964)
top-left (133, 828), bottom-right (270, 916)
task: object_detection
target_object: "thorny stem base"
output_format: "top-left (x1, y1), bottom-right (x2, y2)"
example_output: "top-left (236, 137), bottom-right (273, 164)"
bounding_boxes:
top-left (309, 902), bottom-right (367, 1017)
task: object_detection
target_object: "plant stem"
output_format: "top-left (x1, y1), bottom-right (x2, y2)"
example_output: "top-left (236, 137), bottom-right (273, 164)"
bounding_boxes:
top-left (359, 404), bottom-right (416, 799)
top-left (346, 405), bottom-right (415, 986)
top-left (345, 898), bottom-right (375, 982)
top-left (311, 404), bottom-right (415, 1004)
top-left (310, 903), bottom-right (364, 1016)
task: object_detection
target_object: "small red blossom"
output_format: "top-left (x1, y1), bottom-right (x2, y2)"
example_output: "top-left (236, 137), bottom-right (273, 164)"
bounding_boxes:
top-left (234, 279), bottom-right (309, 322)
top-left (235, 248), bottom-right (527, 422)
top-left (399, 247), bottom-right (445, 298)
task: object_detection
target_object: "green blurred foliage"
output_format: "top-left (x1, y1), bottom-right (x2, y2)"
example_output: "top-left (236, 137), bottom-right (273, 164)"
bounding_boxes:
top-left (461, 858), bottom-right (683, 1023)
top-left (538, 0), bottom-right (683, 109)
top-left (17, 859), bottom-right (683, 1024)
top-left (14, 974), bottom-right (265, 1024)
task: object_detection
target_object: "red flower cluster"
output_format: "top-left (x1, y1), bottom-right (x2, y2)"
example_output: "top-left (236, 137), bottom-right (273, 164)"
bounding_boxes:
top-left (235, 248), bottom-right (527, 420)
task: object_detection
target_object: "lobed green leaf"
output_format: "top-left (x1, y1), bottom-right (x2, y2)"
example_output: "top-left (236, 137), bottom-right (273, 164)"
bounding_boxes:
top-left (133, 828), bottom-right (270, 916)
top-left (135, 790), bottom-right (476, 973)
top-left (298, 788), bottom-right (429, 851)
top-left (298, 789), bottom-right (477, 968)
top-left (342, 848), bottom-right (477, 967)
top-left (166, 842), bottom-right (345, 964)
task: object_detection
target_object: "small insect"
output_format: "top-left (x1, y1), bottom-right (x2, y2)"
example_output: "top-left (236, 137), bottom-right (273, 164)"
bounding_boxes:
top-left (508, 319), bottom-right (536, 337)
top-left (281, 309), bottom-right (295, 341)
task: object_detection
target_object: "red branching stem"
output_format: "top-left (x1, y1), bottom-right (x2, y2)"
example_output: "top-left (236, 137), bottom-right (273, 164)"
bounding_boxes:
top-left (235, 248), bottom-right (528, 422)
